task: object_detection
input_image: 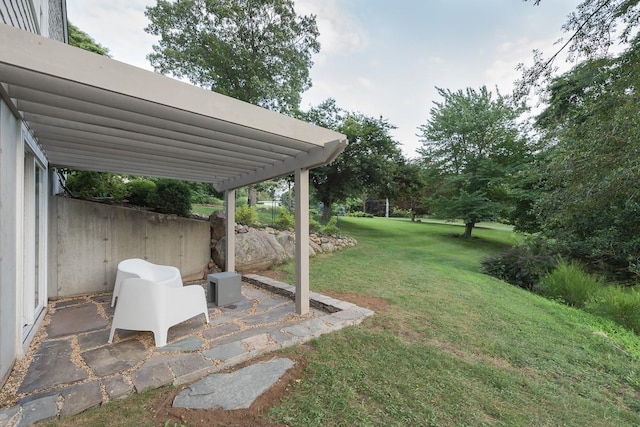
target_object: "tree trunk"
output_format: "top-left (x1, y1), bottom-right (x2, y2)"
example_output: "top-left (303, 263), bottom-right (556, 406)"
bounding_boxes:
top-left (247, 185), bottom-right (257, 207)
top-left (321, 201), bottom-right (333, 223)
top-left (463, 221), bottom-right (475, 238)
top-left (411, 211), bottom-right (416, 222)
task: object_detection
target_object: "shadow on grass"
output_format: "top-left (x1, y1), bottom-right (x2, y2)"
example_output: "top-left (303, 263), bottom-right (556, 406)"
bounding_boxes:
top-left (339, 217), bottom-right (515, 253)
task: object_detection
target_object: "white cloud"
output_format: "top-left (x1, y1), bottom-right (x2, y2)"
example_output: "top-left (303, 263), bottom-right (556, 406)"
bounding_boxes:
top-left (67, 0), bottom-right (157, 70)
top-left (358, 77), bottom-right (373, 88)
top-left (295, 0), bottom-right (368, 56)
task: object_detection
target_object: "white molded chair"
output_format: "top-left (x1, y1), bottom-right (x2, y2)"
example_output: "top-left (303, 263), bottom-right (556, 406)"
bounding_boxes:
top-left (108, 278), bottom-right (209, 347)
top-left (112, 258), bottom-right (182, 307)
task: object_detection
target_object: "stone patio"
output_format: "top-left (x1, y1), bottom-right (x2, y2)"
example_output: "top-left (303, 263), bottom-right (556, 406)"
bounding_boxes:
top-left (0, 275), bottom-right (374, 427)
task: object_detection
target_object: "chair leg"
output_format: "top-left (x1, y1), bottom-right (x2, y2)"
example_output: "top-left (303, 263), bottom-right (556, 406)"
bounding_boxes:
top-left (108, 327), bottom-right (116, 344)
top-left (153, 329), bottom-right (168, 347)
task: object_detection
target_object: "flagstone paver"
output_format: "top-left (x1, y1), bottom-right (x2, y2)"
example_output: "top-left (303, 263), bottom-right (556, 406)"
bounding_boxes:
top-left (131, 361), bottom-right (174, 392)
top-left (18, 339), bottom-right (89, 394)
top-left (0, 275), bottom-right (374, 425)
top-left (103, 376), bottom-right (134, 400)
top-left (77, 329), bottom-right (112, 351)
top-left (203, 341), bottom-right (248, 362)
top-left (0, 406), bottom-right (20, 427)
top-left (46, 303), bottom-right (107, 338)
top-left (59, 381), bottom-right (102, 417)
top-left (156, 336), bottom-right (204, 352)
top-left (173, 358), bottom-right (295, 410)
top-left (82, 339), bottom-right (148, 377)
top-left (17, 394), bottom-right (57, 427)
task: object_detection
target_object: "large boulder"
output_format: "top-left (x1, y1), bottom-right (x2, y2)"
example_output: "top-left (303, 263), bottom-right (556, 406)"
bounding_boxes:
top-left (276, 232), bottom-right (296, 259)
top-left (209, 210), bottom-right (227, 241)
top-left (213, 230), bottom-right (288, 272)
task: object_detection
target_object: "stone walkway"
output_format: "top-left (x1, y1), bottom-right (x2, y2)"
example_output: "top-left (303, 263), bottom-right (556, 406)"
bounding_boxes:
top-left (0, 275), bottom-right (374, 427)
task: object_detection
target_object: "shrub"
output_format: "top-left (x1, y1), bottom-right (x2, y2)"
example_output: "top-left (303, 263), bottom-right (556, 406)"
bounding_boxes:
top-left (235, 204), bottom-right (258, 225)
top-left (585, 286), bottom-right (640, 334)
top-left (309, 216), bottom-right (321, 233)
top-left (65, 170), bottom-right (126, 200)
top-left (320, 217), bottom-right (340, 235)
top-left (390, 208), bottom-right (412, 218)
top-left (275, 208), bottom-right (295, 230)
top-left (481, 237), bottom-right (557, 290)
top-left (347, 211), bottom-right (374, 218)
top-left (540, 259), bottom-right (604, 308)
top-left (152, 179), bottom-right (192, 217)
top-left (125, 179), bottom-right (156, 207)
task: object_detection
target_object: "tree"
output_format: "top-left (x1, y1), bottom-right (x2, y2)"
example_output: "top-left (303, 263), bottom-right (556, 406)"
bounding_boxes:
top-left (518, 0), bottom-right (640, 102)
top-left (67, 22), bottom-right (110, 56)
top-left (533, 38), bottom-right (640, 280)
top-left (298, 99), bottom-right (403, 222)
top-left (144, 0), bottom-right (320, 114)
top-left (418, 87), bottom-right (530, 238)
top-left (389, 160), bottom-right (430, 221)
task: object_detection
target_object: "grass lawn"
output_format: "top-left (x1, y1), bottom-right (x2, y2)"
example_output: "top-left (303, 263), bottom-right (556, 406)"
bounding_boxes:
top-left (46, 216), bottom-right (640, 426)
top-left (269, 217), bottom-right (640, 426)
top-left (191, 203), bottom-right (280, 226)
top-left (191, 203), bottom-right (222, 217)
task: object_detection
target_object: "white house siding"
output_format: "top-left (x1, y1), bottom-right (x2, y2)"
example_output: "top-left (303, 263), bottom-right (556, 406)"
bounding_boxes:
top-left (0, 97), bottom-right (22, 387)
top-left (0, 0), bottom-right (38, 33)
top-left (0, 0), bottom-right (65, 388)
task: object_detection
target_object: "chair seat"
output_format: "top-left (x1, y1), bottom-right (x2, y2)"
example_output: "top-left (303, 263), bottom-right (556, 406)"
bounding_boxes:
top-left (108, 278), bottom-right (209, 347)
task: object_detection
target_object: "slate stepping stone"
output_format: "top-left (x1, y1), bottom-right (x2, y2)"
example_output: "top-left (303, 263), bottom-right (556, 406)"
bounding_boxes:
top-left (82, 339), bottom-right (147, 376)
top-left (18, 339), bottom-right (89, 394)
top-left (46, 303), bottom-right (107, 338)
top-left (173, 358), bottom-right (294, 410)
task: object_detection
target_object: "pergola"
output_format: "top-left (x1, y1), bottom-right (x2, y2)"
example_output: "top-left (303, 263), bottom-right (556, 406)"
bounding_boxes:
top-left (0, 24), bottom-right (347, 314)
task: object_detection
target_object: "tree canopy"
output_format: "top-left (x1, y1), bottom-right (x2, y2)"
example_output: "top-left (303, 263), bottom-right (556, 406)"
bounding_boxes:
top-left (518, 0), bottom-right (640, 101)
top-left (144, 0), bottom-right (320, 113)
top-left (418, 86), bottom-right (530, 238)
top-left (298, 99), bottom-right (403, 222)
top-left (67, 22), bottom-right (110, 56)
top-left (532, 37), bottom-right (640, 279)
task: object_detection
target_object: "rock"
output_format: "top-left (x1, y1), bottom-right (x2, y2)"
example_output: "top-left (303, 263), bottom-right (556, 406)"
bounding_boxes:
top-left (209, 211), bottom-right (227, 241)
top-left (213, 231), bottom-right (288, 272)
top-left (309, 240), bottom-right (323, 255)
top-left (209, 225), bottom-right (358, 270)
top-left (321, 242), bottom-right (335, 252)
top-left (276, 232), bottom-right (296, 259)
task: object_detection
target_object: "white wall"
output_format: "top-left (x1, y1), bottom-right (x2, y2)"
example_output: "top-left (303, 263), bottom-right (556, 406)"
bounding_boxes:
top-left (0, 97), bottom-right (22, 387)
top-left (49, 197), bottom-right (212, 297)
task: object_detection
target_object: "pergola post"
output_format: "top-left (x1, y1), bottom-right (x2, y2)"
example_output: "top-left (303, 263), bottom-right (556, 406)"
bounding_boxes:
top-left (295, 168), bottom-right (310, 314)
top-left (225, 189), bottom-right (236, 272)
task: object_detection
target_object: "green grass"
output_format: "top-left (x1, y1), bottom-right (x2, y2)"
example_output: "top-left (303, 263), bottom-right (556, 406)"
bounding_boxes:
top-left (269, 217), bottom-right (640, 426)
top-left (191, 203), bottom-right (221, 217)
top-left (192, 203), bottom-right (280, 226)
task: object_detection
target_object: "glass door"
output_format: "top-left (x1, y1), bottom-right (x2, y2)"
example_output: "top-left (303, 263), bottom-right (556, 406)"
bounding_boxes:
top-left (22, 150), bottom-right (47, 339)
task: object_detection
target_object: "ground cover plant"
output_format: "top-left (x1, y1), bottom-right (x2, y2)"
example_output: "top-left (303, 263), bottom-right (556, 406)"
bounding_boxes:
top-left (43, 217), bottom-right (640, 426)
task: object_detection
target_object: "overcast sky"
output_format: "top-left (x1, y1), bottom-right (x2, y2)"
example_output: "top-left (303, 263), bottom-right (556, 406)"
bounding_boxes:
top-left (65, 0), bottom-right (582, 157)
